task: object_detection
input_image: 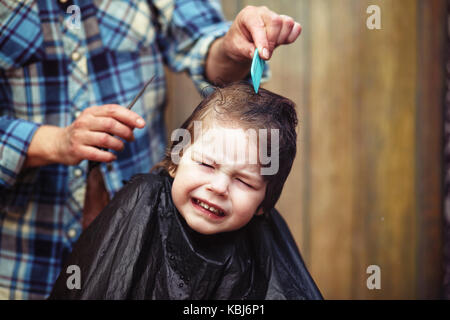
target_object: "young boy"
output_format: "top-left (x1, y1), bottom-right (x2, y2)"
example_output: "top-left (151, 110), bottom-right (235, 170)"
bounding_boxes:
top-left (49, 82), bottom-right (322, 300)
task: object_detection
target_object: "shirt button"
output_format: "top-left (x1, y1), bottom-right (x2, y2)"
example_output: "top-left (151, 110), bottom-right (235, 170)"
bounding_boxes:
top-left (71, 51), bottom-right (81, 62)
top-left (68, 229), bottom-right (77, 238)
top-left (74, 168), bottom-right (83, 178)
top-left (74, 110), bottom-right (82, 118)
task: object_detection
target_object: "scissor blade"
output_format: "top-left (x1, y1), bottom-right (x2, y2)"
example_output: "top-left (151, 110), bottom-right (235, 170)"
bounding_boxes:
top-left (127, 75), bottom-right (156, 110)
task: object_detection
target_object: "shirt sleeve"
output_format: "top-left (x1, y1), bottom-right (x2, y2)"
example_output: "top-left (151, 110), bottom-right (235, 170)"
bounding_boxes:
top-left (153, 0), bottom-right (270, 93)
top-left (0, 116), bottom-right (41, 188)
top-left (153, 0), bottom-right (231, 92)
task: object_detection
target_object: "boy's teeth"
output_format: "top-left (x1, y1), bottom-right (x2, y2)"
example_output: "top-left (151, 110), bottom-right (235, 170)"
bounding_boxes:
top-left (196, 199), bottom-right (223, 216)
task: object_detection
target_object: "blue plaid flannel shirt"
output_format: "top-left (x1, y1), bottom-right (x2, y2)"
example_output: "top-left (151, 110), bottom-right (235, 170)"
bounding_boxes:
top-left (0, 0), bottom-right (230, 299)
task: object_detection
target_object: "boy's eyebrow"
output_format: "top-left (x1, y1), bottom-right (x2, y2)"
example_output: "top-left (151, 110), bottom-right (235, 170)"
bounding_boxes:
top-left (191, 150), bottom-right (216, 163)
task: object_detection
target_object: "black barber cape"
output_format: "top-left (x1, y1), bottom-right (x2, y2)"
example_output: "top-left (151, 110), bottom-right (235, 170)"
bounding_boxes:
top-left (49, 170), bottom-right (322, 300)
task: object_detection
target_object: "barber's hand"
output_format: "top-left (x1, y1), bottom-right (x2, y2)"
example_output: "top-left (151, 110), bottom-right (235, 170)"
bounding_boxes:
top-left (222, 6), bottom-right (302, 62)
top-left (57, 104), bottom-right (146, 165)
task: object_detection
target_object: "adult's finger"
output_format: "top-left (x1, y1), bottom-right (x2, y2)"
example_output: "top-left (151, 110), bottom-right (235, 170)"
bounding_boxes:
top-left (83, 131), bottom-right (125, 151)
top-left (260, 9), bottom-right (283, 57)
top-left (286, 22), bottom-right (302, 44)
top-left (89, 116), bottom-right (135, 142)
top-left (87, 104), bottom-right (146, 129)
top-left (276, 15), bottom-right (296, 45)
top-left (78, 145), bottom-right (117, 163)
top-left (239, 7), bottom-right (269, 59)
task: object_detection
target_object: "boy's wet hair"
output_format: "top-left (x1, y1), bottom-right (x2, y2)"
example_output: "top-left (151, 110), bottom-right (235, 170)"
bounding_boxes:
top-left (154, 81), bottom-right (298, 214)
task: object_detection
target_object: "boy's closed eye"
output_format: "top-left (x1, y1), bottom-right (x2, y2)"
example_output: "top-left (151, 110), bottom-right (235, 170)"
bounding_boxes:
top-left (236, 178), bottom-right (255, 189)
top-left (196, 161), bottom-right (255, 189)
top-left (199, 161), bottom-right (214, 168)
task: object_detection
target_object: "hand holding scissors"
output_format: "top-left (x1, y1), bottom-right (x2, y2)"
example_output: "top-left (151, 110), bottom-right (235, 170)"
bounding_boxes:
top-left (55, 76), bottom-right (155, 167)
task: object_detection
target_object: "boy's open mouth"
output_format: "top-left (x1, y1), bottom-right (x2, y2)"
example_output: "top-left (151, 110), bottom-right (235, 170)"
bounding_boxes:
top-left (192, 198), bottom-right (226, 217)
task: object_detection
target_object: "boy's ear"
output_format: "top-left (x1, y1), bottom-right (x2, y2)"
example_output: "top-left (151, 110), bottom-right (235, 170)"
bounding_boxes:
top-left (168, 166), bottom-right (177, 178)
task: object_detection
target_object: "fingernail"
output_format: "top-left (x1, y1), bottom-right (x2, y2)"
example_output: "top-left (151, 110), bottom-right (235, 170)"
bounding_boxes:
top-left (262, 48), bottom-right (269, 59)
top-left (136, 118), bottom-right (145, 127)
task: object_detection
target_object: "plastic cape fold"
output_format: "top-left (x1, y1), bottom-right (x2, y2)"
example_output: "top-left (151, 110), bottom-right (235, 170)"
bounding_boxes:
top-left (49, 171), bottom-right (322, 300)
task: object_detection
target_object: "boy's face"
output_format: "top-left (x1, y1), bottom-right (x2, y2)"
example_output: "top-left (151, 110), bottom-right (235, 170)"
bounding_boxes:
top-left (171, 124), bottom-right (267, 235)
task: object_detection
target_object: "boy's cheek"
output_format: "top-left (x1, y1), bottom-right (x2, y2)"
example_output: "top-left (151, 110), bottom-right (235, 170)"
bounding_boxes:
top-left (237, 193), bottom-right (265, 217)
top-left (186, 166), bottom-right (209, 186)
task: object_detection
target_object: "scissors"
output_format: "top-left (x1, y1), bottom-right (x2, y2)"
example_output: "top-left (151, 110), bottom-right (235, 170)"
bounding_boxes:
top-left (125, 75), bottom-right (155, 110)
top-left (87, 75), bottom-right (156, 173)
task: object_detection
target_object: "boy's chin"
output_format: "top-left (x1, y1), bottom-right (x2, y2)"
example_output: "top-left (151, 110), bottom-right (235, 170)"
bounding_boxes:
top-left (186, 220), bottom-right (222, 235)
top-left (181, 214), bottom-right (226, 235)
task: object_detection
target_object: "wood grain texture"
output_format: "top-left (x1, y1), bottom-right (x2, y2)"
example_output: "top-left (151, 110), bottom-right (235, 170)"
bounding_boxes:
top-left (415, 0), bottom-right (446, 299)
top-left (307, 0), bottom-right (357, 299)
top-left (163, 0), bottom-right (445, 299)
top-left (353, 0), bottom-right (418, 299)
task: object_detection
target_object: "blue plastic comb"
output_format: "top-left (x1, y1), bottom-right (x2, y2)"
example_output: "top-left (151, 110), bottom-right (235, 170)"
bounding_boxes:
top-left (251, 48), bottom-right (265, 93)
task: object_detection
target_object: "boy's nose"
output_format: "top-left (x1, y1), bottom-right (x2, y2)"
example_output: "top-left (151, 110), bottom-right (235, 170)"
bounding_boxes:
top-left (207, 173), bottom-right (229, 196)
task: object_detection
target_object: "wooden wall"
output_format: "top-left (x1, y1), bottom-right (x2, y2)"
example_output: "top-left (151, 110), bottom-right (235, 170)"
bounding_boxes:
top-left (164, 0), bottom-right (446, 299)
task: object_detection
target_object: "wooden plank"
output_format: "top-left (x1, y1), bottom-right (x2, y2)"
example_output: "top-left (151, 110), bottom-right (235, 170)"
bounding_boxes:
top-left (415, 0), bottom-right (446, 299)
top-left (353, 0), bottom-right (418, 299)
top-left (306, 0), bottom-right (357, 299)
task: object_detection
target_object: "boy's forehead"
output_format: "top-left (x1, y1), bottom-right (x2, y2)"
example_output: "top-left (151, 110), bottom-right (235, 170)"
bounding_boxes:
top-left (200, 126), bottom-right (255, 141)
top-left (192, 127), bottom-right (259, 154)
top-left (189, 128), bottom-right (262, 172)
